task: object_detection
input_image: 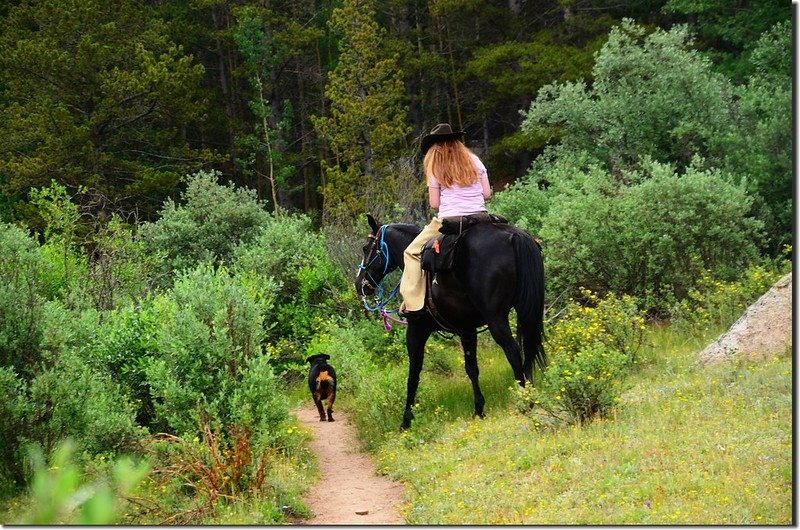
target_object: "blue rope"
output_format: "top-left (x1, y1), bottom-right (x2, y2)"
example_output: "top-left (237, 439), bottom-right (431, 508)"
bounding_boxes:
top-left (359, 225), bottom-right (401, 312)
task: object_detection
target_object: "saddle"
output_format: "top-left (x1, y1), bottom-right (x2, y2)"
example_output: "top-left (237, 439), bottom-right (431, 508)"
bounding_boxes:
top-left (421, 212), bottom-right (507, 274)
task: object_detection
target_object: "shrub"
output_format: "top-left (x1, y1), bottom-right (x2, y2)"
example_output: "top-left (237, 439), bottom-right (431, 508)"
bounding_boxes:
top-left (0, 223), bottom-right (48, 380)
top-left (516, 343), bottom-right (628, 428)
top-left (516, 289), bottom-right (646, 427)
top-left (232, 213), bottom-right (350, 355)
top-left (17, 440), bottom-right (149, 525)
top-left (144, 264), bottom-right (287, 440)
top-left (539, 160), bottom-right (763, 315)
top-left (26, 181), bottom-right (98, 310)
top-left (0, 367), bottom-right (29, 488)
top-left (671, 258), bottom-right (789, 336)
top-left (521, 20), bottom-right (736, 174)
top-left (87, 301), bottom-right (166, 429)
top-left (84, 215), bottom-right (163, 310)
top-left (22, 351), bottom-right (145, 458)
top-left (138, 170), bottom-right (271, 282)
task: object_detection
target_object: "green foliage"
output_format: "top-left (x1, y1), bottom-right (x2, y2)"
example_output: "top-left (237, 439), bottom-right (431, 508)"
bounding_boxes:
top-left (88, 301), bottom-right (164, 429)
top-left (312, 0), bottom-right (411, 219)
top-left (23, 351), bottom-right (145, 459)
top-left (0, 223), bottom-right (47, 379)
top-left (516, 289), bottom-right (645, 427)
top-left (139, 170), bottom-right (271, 281)
top-left (718, 21), bottom-right (791, 253)
top-left (84, 214), bottom-right (162, 310)
top-left (487, 175), bottom-right (549, 235)
top-left (18, 440), bottom-right (149, 525)
top-left (144, 264), bottom-right (287, 440)
top-left (232, 213), bottom-right (349, 352)
top-left (0, 368), bottom-right (29, 488)
top-left (671, 259), bottom-right (790, 336)
top-left (517, 343), bottom-right (628, 428)
top-left (28, 181), bottom-right (158, 310)
top-left (663, 0), bottom-right (789, 80)
top-left (0, 0), bottom-right (215, 221)
top-left (523, 20), bottom-right (736, 174)
top-left (536, 160), bottom-right (762, 314)
top-left (520, 19), bottom-right (790, 257)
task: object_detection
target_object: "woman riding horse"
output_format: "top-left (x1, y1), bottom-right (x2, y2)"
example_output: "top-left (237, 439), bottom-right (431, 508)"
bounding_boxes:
top-left (355, 125), bottom-right (546, 429)
top-left (398, 123), bottom-right (492, 319)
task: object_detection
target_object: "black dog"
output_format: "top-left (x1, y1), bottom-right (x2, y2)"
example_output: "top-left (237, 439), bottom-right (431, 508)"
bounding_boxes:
top-left (306, 354), bottom-right (336, 422)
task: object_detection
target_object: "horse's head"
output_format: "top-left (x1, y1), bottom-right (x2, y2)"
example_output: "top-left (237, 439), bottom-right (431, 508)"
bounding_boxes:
top-left (355, 214), bottom-right (394, 299)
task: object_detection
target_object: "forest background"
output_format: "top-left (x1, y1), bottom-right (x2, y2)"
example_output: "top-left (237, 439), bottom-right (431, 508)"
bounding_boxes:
top-left (0, 0), bottom-right (793, 524)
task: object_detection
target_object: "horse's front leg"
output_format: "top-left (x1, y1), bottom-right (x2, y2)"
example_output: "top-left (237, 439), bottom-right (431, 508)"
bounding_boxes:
top-left (402, 319), bottom-right (435, 429)
top-left (460, 329), bottom-right (485, 418)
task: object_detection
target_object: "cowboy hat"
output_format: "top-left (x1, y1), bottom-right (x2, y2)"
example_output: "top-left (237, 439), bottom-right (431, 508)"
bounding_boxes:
top-left (421, 123), bottom-right (465, 154)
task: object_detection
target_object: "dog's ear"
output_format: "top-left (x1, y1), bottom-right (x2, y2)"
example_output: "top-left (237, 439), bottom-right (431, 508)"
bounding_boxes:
top-left (306, 353), bottom-right (330, 364)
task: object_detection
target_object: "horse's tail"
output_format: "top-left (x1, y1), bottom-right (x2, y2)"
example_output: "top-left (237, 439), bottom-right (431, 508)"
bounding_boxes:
top-left (512, 230), bottom-right (546, 380)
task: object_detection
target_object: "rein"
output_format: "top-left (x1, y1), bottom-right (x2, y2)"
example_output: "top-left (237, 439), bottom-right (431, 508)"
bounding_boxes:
top-left (359, 225), bottom-right (407, 330)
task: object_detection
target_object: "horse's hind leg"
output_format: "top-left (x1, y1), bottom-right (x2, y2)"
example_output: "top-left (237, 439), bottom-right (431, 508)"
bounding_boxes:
top-left (486, 318), bottom-right (526, 386)
top-left (460, 330), bottom-right (485, 418)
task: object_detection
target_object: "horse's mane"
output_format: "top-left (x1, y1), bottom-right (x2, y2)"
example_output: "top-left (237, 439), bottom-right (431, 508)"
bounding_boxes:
top-left (390, 223), bottom-right (422, 234)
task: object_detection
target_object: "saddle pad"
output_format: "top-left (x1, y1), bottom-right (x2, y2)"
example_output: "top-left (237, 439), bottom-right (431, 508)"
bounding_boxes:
top-left (421, 233), bottom-right (459, 273)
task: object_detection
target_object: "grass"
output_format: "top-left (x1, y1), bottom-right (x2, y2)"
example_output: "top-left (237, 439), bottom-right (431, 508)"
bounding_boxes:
top-left (370, 326), bottom-right (793, 525)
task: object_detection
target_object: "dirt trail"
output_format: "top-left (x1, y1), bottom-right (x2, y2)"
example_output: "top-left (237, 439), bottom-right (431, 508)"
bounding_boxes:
top-left (295, 407), bottom-right (405, 525)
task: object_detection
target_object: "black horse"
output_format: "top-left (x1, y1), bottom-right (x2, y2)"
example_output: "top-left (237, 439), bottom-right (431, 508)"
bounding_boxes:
top-left (355, 214), bottom-right (546, 428)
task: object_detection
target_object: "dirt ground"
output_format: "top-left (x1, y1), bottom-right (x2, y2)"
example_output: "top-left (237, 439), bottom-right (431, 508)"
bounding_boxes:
top-left (295, 407), bottom-right (405, 525)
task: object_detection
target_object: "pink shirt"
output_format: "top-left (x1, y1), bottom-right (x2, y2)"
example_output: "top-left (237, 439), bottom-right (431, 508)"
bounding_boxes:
top-left (428, 153), bottom-right (489, 218)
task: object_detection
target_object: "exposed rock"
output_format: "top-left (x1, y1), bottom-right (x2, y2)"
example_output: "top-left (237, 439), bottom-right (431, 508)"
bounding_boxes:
top-left (698, 272), bottom-right (792, 365)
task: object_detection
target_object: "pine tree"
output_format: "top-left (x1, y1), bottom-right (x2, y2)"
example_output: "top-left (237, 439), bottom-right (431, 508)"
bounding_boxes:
top-left (312, 0), bottom-right (411, 220)
top-left (0, 0), bottom-right (216, 222)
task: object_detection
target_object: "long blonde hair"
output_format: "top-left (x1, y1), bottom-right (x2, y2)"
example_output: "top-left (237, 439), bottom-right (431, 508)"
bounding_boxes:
top-left (424, 140), bottom-right (477, 188)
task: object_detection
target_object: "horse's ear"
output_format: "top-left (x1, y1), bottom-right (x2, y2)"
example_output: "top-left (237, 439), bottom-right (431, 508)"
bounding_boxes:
top-left (366, 213), bottom-right (379, 233)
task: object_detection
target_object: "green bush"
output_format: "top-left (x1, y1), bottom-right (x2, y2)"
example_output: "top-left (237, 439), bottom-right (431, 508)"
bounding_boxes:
top-left (83, 215), bottom-right (162, 310)
top-left (539, 160), bottom-right (763, 314)
top-left (144, 263), bottom-right (287, 440)
top-left (0, 223), bottom-right (48, 380)
top-left (22, 351), bottom-right (145, 458)
top-left (719, 21), bottom-right (791, 253)
top-left (671, 259), bottom-right (789, 336)
top-left (521, 20), bottom-right (736, 175)
top-left (87, 301), bottom-right (165, 429)
top-left (0, 368), bottom-right (29, 489)
top-left (232, 213), bottom-right (350, 355)
top-left (516, 289), bottom-right (645, 427)
top-left (139, 170), bottom-right (271, 283)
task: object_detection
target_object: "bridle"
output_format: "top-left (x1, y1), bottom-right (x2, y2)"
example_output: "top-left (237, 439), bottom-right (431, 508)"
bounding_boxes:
top-left (358, 224), bottom-right (401, 313)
